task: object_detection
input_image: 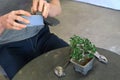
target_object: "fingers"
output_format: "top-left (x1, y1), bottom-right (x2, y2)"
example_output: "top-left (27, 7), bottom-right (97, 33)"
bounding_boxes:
top-left (7, 10), bottom-right (31, 30)
top-left (7, 19), bottom-right (26, 30)
top-left (14, 16), bottom-right (30, 24)
top-left (12, 22), bottom-right (26, 30)
top-left (31, 0), bottom-right (50, 18)
top-left (31, 0), bottom-right (44, 13)
top-left (38, 0), bottom-right (44, 12)
top-left (7, 17), bottom-right (26, 30)
top-left (31, 0), bottom-right (39, 14)
top-left (1, 10), bottom-right (31, 30)
top-left (11, 23), bottom-right (26, 30)
top-left (14, 10), bottom-right (31, 16)
top-left (42, 1), bottom-right (50, 18)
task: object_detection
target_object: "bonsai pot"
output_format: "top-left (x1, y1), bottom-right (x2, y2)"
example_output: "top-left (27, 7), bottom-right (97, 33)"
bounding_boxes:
top-left (70, 57), bottom-right (95, 75)
top-left (69, 35), bottom-right (96, 75)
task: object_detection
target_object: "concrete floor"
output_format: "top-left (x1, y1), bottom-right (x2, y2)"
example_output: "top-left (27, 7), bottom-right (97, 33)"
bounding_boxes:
top-left (50, 0), bottom-right (120, 55)
top-left (1, 0), bottom-right (120, 55)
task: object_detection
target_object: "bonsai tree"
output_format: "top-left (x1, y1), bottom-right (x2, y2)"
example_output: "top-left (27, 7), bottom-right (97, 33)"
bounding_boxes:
top-left (69, 35), bottom-right (97, 65)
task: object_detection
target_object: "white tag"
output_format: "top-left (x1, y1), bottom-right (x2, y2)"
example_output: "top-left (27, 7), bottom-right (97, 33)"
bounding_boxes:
top-left (94, 52), bottom-right (108, 64)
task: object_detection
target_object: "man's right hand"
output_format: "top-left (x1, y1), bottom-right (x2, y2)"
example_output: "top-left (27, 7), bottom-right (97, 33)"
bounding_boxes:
top-left (0, 10), bottom-right (31, 30)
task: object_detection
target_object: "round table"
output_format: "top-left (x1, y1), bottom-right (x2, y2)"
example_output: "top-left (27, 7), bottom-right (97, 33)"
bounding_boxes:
top-left (12, 47), bottom-right (120, 80)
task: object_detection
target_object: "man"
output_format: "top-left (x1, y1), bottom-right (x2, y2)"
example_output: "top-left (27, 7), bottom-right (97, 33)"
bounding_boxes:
top-left (0, 0), bottom-right (68, 79)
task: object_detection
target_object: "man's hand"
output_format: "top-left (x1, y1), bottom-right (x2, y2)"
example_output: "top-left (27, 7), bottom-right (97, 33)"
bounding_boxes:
top-left (31, 0), bottom-right (61, 18)
top-left (0, 10), bottom-right (31, 30)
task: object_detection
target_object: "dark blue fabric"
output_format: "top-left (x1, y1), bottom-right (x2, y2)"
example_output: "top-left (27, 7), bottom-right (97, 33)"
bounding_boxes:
top-left (0, 25), bottom-right (68, 79)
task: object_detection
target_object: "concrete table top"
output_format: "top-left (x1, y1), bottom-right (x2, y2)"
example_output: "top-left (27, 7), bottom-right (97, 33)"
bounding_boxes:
top-left (12, 47), bottom-right (120, 80)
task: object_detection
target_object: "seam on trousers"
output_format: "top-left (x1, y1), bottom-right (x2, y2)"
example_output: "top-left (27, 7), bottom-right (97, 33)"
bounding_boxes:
top-left (29, 39), bottom-right (36, 53)
top-left (41, 32), bottom-right (51, 53)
